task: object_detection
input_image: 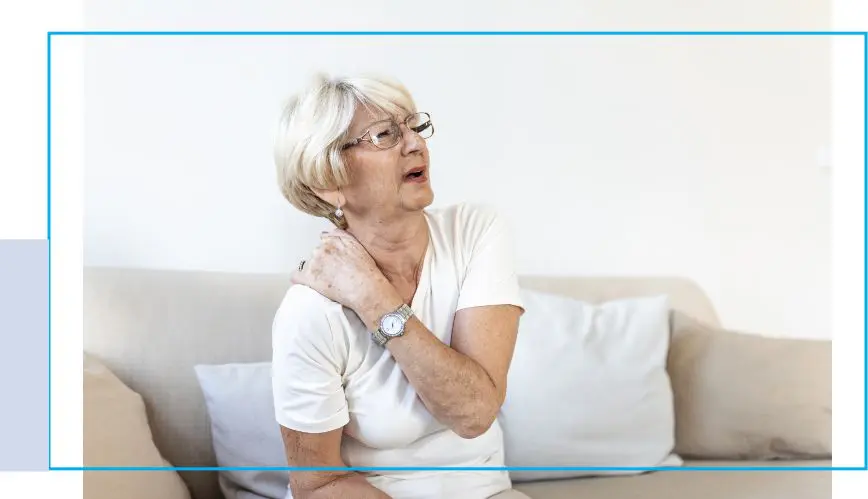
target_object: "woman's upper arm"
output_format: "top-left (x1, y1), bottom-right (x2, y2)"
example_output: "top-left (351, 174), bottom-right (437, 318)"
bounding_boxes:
top-left (450, 304), bottom-right (522, 403)
top-left (272, 286), bottom-right (356, 493)
top-left (272, 285), bottom-right (350, 441)
top-left (453, 205), bottom-right (524, 313)
top-left (450, 205), bottom-right (525, 400)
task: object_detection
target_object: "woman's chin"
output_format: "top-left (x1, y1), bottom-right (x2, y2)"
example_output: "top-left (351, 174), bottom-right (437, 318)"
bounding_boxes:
top-left (407, 190), bottom-right (435, 211)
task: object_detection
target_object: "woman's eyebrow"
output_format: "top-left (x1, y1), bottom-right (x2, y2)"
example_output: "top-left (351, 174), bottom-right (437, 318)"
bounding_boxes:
top-left (356, 116), bottom-right (392, 134)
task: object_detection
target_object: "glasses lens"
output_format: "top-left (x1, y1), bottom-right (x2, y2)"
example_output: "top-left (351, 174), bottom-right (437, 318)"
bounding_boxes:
top-left (407, 112), bottom-right (434, 139)
top-left (368, 121), bottom-right (401, 149)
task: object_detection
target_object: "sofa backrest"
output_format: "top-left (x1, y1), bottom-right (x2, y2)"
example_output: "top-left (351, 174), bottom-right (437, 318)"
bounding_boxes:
top-left (82, 266), bottom-right (721, 499)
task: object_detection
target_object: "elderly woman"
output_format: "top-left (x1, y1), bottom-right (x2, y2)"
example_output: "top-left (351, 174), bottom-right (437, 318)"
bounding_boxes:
top-left (271, 73), bottom-right (528, 499)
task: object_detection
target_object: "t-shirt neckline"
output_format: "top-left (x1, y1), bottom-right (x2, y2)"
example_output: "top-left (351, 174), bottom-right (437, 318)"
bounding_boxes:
top-left (409, 212), bottom-right (433, 310)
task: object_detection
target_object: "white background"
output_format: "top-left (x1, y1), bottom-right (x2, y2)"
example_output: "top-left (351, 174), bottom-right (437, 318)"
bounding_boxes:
top-left (82, 3), bottom-right (832, 341)
top-left (0, 0), bottom-right (866, 497)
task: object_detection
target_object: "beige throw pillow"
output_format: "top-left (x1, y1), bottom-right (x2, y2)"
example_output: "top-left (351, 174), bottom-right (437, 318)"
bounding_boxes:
top-left (83, 352), bottom-right (191, 499)
top-left (667, 312), bottom-right (832, 459)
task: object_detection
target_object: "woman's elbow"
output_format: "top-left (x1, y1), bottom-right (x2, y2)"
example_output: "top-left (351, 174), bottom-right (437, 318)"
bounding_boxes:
top-left (454, 410), bottom-right (498, 439)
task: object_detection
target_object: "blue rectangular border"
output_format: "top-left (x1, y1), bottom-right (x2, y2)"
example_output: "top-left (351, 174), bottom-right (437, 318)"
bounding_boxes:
top-left (47, 30), bottom-right (868, 473)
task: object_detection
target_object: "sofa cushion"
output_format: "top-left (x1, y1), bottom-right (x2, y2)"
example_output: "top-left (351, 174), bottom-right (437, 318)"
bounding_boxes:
top-left (667, 312), bottom-right (832, 459)
top-left (499, 290), bottom-right (681, 482)
top-left (83, 352), bottom-right (192, 499)
top-left (513, 460), bottom-right (831, 499)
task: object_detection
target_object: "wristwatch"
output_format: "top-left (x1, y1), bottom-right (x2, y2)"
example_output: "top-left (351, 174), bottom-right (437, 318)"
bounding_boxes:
top-left (372, 304), bottom-right (414, 346)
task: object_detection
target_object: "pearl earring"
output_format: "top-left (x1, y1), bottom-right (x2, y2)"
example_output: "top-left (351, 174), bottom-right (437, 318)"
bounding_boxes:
top-left (335, 205), bottom-right (343, 218)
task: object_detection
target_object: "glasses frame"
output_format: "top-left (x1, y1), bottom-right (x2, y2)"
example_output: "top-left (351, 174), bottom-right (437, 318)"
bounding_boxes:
top-left (342, 112), bottom-right (433, 151)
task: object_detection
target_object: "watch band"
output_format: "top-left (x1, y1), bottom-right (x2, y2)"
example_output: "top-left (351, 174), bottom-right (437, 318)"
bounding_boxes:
top-left (393, 304), bottom-right (414, 321)
top-left (372, 304), bottom-right (414, 346)
top-left (372, 327), bottom-right (389, 346)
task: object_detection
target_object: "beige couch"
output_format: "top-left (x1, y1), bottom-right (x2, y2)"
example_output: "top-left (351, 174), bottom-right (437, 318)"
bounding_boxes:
top-left (82, 266), bottom-right (832, 499)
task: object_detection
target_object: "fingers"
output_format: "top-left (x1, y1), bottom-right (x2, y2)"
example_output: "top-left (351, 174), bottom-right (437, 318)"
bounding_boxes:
top-left (312, 227), bottom-right (360, 261)
top-left (319, 231), bottom-right (351, 254)
top-left (320, 230), bottom-right (346, 243)
top-left (321, 228), bottom-right (354, 240)
top-left (289, 270), bottom-right (301, 284)
top-left (291, 252), bottom-right (311, 284)
top-left (320, 231), bottom-right (340, 247)
top-left (290, 267), bottom-right (311, 286)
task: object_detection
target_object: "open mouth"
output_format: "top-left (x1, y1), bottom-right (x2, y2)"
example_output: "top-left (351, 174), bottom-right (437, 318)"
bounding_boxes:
top-left (404, 166), bottom-right (427, 182)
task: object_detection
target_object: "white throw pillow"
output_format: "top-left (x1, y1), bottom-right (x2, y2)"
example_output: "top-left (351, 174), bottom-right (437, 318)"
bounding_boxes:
top-left (499, 289), bottom-right (682, 482)
top-left (194, 362), bottom-right (289, 499)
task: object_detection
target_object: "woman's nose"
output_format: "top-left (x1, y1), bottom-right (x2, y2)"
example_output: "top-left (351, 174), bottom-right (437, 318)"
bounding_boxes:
top-left (400, 124), bottom-right (424, 154)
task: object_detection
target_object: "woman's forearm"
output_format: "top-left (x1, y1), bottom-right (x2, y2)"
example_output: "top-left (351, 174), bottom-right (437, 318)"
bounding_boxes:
top-left (393, 320), bottom-right (502, 438)
top-left (297, 472), bottom-right (391, 499)
top-left (357, 294), bottom-right (503, 438)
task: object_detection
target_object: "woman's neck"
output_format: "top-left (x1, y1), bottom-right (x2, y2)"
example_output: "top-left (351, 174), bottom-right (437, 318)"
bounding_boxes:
top-left (346, 210), bottom-right (429, 284)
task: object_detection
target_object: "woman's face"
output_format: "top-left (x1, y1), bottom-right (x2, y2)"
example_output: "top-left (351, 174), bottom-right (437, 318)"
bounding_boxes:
top-left (338, 105), bottom-right (434, 220)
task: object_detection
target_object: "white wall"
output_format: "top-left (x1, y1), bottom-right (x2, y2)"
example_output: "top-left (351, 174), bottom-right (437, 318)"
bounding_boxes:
top-left (82, 0), bottom-right (832, 339)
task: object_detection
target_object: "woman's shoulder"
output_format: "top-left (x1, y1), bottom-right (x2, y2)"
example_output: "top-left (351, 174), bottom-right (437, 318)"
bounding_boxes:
top-left (272, 284), bottom-right (344, 337)
top-left (280, 282), bottom-right (336, 309)
top-left (271, 284), bottom-right (351, 387)
top-left (424, 203), bottom-right (514, 268)
top-left (425, 202), bottom-right (504, 233)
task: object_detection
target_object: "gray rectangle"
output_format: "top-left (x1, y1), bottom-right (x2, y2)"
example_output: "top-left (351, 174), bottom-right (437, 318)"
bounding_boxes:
top-left (0, 240), bottom-right (48, 470)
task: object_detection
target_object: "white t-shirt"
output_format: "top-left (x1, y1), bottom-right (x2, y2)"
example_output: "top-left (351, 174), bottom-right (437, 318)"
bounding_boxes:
top-left (271, 203), bottom-right (524, 499)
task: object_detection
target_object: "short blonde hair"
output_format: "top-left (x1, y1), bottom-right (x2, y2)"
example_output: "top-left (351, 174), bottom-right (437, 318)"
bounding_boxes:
top-left (273, 73), bottom-right (417, 228)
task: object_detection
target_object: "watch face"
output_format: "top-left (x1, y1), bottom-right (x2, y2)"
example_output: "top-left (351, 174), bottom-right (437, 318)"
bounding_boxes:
top-left (382, 314), bottom-right (404, 336)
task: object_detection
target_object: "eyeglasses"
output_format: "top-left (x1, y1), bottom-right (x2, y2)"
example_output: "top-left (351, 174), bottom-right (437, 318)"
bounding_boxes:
top-left (342, 112), bottom-right (434, 150)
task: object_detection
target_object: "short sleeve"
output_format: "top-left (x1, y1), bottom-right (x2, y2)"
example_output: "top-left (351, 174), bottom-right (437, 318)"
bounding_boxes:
top-left (271, 286), bottom-right (349, 433)
top-left (455, 205), bottom-right (525, 313)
